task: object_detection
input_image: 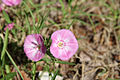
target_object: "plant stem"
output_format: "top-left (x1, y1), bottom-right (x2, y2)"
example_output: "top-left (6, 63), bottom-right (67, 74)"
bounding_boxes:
top-left (2, 57), bottom-right (5, 79)
top-left (32, 62), bottom-right (36, 80)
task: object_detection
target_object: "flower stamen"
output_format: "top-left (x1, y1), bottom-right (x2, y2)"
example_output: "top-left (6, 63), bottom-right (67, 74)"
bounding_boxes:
top-left (57, 42), bottom-right (64, 48)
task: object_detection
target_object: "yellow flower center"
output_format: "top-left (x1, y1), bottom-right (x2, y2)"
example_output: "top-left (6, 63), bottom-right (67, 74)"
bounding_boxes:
top-left (57, 42), bottom-right (64, 48)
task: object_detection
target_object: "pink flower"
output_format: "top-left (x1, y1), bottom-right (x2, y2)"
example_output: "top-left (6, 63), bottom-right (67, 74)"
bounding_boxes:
top-left (50, 29), bottom-right (78, 61)
top-left (4, 23), bottom-right (14, 31)
top-left (2, 0), bottom-right (22, 6)
top-left (24, 34), bottom-right (46, 61)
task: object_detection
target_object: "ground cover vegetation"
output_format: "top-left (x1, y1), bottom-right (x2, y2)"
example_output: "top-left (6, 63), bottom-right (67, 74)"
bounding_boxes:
top-left (0, 0), bottom-right (120, 80)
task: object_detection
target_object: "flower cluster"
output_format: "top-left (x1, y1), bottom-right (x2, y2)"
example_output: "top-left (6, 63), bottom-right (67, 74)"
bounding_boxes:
top-left (1, 0), bottom-right (79, 62)
top-left (24, 29), bottom-right (78, 61)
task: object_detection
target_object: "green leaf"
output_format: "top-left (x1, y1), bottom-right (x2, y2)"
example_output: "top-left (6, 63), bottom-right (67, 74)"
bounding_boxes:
top-left (5, 72), bottom-right (16, 79)
top-left (23, 1), bottom-right (36, 33)
top-left (1, 29), bottom-right (9, 60)
top-left (68, 0), bottom-right (73, 5)
top-left (0, 72), bottom-right (16, 80)
top-left (5, 64), bottom-right (11, 74)
top-left (55, 60), bottom-right (76, 65)
top-left (39, 58), bottom-right (51, 62)
top-left (59, 0), bottom-right (66, 16)
top-left (107, 78), bottom-right (120, 80)
top-left (2, 10), bottom-right (11, 23)
top-left (0, 64), bottom-right (2, 76)
top-left (0, 78), bottom-right (4, 80)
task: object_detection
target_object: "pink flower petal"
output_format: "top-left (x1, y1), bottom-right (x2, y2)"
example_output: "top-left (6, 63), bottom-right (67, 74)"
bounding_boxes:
top-left (2, 0), bottom-right (22, 6)
top-left (24, 34), bottom-right (46, 61)
top-left (33, 51), bottom-right (44, 61)
top-left (59, 49), bottom-right (68, 60)
top-left (50, 44), bottom-right (59, 58)
top-left (4, 23), bottom-right (14, 31)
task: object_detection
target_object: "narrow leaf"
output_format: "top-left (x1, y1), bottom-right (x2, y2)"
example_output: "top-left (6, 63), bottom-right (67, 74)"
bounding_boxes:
top-left (55, 60), bottom-right (76, 65)
top-left (2, 10), bottom-right (11, 23)
top-left (1, 29), bottom-right (9, 60)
